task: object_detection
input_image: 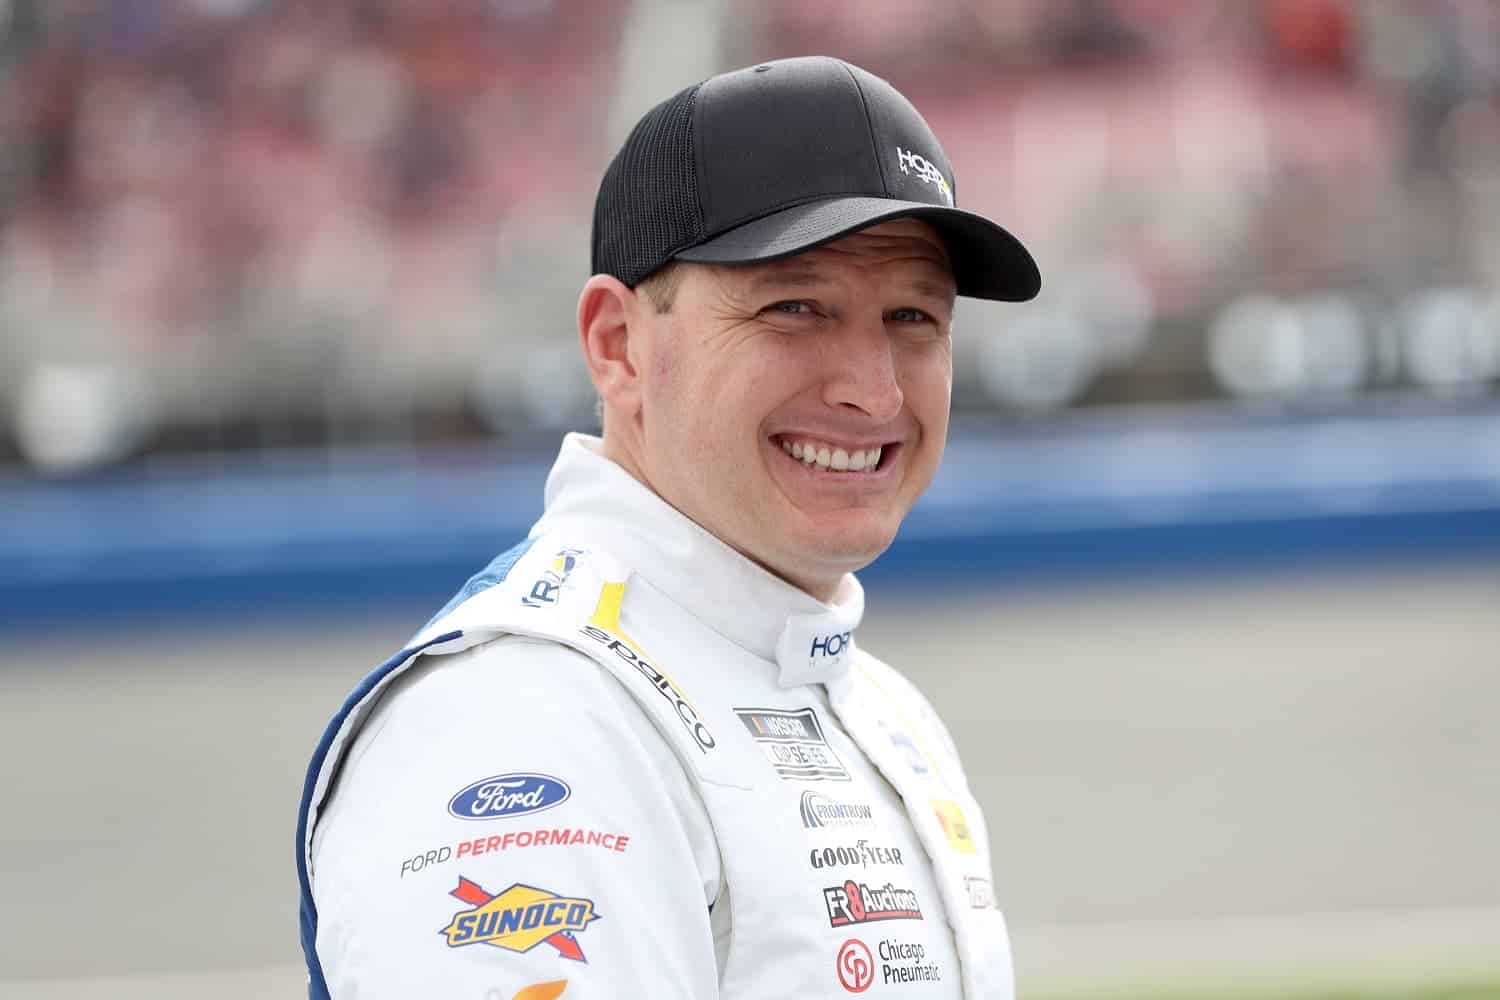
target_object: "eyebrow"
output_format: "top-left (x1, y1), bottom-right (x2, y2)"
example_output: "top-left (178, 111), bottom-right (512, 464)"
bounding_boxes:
top-left (908, 277), bottom-right (958, 303)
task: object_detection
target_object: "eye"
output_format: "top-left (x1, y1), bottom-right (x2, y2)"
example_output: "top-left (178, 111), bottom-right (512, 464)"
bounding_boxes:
top-left (888, 307), bottom-right (935, 324)
top-left (767, 300), bottom-right (815, 315)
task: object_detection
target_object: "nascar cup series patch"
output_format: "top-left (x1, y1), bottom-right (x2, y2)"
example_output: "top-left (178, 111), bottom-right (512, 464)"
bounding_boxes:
top-left (735, 707), bottom-right (850, 782)
top-left (440, 878), bottom-right (600, 962)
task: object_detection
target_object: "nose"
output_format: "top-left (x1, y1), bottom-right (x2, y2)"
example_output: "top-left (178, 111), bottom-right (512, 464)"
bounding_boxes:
top-left (820, 314), bottom-right (905, 423)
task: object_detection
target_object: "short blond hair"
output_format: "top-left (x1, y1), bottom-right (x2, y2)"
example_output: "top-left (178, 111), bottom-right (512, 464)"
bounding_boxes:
top-left (635, 262), bottom-right (685, 313)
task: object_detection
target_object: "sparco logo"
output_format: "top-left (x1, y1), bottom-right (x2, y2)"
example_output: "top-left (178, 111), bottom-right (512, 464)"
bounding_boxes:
top-left (823, 879), bottom-right (923, 927)
top-left (896, 146), bottom-right (952, 205)
top-left (581, 625), bottom-right (715, 752)
top-left (801, 790), bottom-right (875, 829)
top-left (809, 839), bottom-right (904, 870)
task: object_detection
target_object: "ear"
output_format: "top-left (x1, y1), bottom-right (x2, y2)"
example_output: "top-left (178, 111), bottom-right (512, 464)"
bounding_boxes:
top-left (577, 274), bottom-right (646, 420)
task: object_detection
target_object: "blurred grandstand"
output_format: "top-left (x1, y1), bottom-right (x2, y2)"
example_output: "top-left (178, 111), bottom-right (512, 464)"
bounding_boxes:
top-left (1, 0), bottom-right (1498, 471)
top-left (3, 5), bottom-right (1500, 1000)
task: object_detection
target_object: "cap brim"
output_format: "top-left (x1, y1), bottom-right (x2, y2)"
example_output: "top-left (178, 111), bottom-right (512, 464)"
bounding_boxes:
top-left (673, 197), bottom-right (1040, 302)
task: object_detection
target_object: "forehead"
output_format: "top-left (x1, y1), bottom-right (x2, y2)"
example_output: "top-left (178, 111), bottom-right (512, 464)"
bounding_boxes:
top-left (708, 218), bottom-right (954, 293)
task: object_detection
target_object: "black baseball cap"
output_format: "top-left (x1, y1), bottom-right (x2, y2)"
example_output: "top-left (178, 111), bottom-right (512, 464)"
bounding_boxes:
top-left (591, 55), bottom-right (1040, 302)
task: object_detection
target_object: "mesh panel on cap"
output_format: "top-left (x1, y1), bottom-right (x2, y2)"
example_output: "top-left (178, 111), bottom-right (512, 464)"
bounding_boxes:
top-left (590, 83), bottom-right (705, 287)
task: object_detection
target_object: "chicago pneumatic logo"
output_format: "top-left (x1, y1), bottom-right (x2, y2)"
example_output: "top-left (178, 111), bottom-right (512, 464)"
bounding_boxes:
top-left (879, 939), bottom-right (942, 986)
top-left (800, 790), bottom-right (875, 829)
top-left (836, 938), bottom-right (874, 993)
top-left (581, 625), bottom-right (715, 752)
top-left (449, 774), bottom-right (571, 821)
top-left (823, 880), bottom-right (923, 927)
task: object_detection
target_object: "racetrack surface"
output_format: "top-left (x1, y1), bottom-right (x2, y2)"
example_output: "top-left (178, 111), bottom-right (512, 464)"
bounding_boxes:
top-left (1, 560), bottom-right (1496, 994)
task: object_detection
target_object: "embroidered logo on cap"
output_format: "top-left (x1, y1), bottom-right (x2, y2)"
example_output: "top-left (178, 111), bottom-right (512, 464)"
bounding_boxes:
top-left (896, 147), bottom-right (952, 205)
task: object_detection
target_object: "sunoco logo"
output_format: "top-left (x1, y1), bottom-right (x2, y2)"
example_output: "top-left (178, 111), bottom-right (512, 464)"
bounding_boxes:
top-left (800, 790), bottom-right (875, 829)
top-left (440, 878), bottom-right (599, 961)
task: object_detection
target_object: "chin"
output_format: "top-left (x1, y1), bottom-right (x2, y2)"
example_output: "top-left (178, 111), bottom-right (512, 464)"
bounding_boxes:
top-left (796, 522), bottom-right (899, 575)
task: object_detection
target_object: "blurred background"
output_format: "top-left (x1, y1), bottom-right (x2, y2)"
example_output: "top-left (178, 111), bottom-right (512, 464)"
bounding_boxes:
top-left (1, 1), bottom-right (1498, 998)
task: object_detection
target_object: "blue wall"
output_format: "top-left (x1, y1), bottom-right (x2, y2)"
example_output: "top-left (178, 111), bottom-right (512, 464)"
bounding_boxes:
top-left (4, 404), bottom-right (1498, 631)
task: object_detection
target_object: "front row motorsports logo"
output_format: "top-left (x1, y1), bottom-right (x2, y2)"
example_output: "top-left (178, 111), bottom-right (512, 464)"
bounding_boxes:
top-left (441, 878), bottom-right (600, 962)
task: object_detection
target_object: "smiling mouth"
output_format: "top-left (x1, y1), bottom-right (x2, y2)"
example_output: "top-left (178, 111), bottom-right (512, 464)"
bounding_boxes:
top-left (772, 435), bottom-right (895, 473)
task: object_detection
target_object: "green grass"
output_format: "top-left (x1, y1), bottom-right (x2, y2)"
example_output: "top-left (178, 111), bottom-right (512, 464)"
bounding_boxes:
top-left (1034, 978), bottom-right (1500, 1000)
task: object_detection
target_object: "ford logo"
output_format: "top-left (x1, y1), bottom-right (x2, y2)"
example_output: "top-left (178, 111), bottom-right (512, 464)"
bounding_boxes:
top-left (448, 773), bottom-right (571, 821)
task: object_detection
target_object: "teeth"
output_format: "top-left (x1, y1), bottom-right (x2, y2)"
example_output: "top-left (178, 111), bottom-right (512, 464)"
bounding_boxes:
top-left (777, 438), bottom-right (885, 473)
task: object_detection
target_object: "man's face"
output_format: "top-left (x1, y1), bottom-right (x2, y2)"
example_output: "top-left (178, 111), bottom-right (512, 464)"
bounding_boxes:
top-left (626, 218), bottom-right (956, 597)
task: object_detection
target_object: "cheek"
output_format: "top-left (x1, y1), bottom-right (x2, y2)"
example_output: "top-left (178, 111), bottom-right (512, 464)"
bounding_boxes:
top-left (903, 348), bottom-right (953, 415)
top-left (642, 336), bottom-right (699, 422)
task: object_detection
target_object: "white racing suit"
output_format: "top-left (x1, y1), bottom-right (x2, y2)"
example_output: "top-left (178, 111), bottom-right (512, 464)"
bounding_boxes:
top-left (296, 433), bottom-right (1012, 998)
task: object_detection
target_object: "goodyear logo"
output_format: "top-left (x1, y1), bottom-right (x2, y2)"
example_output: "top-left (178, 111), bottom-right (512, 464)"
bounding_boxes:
top-left (441, 878), bottom-right (600, 961)
top-left (931, 800), bottom-right (977, 854)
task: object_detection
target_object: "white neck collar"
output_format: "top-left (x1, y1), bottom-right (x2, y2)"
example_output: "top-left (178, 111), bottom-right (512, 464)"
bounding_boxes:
top-left (531, 434), bottom-right (865, 687)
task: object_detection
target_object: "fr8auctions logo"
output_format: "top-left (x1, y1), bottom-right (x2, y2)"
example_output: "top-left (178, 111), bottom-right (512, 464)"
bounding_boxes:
top-left (823, 879), bottom-right (923, 927)
top-left (836, 938), bottom-right (874, 993)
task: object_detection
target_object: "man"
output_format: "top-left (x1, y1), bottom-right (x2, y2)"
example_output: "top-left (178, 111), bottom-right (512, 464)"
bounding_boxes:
top-left (297, 55), bottom-right (1038, 999)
